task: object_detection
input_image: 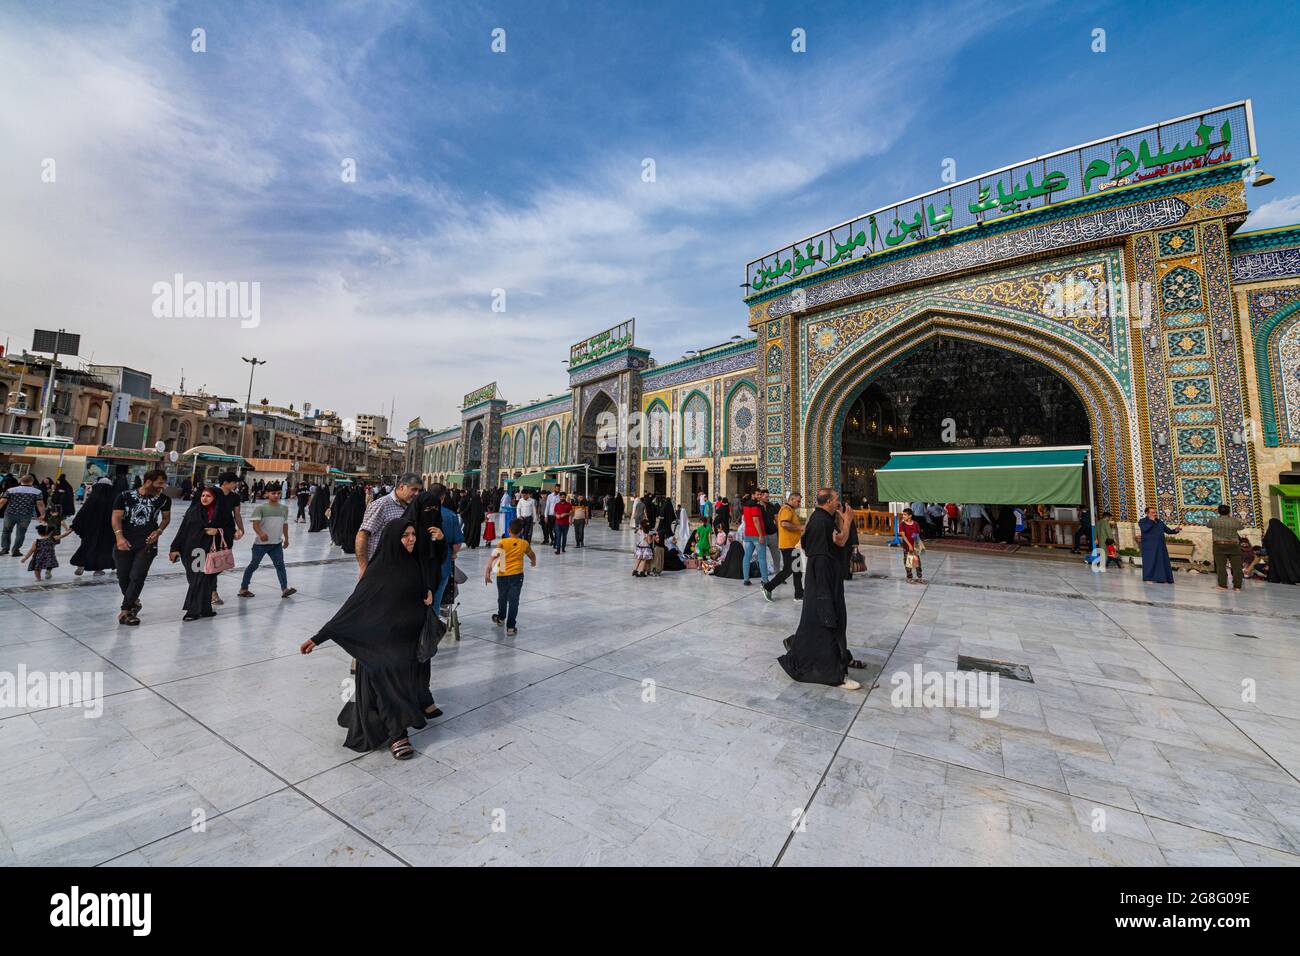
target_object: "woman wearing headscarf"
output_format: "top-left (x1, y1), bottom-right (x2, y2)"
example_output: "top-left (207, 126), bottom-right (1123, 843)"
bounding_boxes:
top-left (69, 478), bottom-right (116, 576)
top-left (652, 497), bottom-right (675, 575)
top-left (55, 475), bottom-right (76, 519)
top-left (168, 486), bottom-right (222, 621)
top-left (1137, 506), bottom-right (1181, 584)
top-left (300, 518), bottom-right (437, 760)
top-left (337, 485), bottom-right (367, 555)
top-left (460, 491), bottom-right (484, 549)
top-left (607, 492), bottom-right (624, 530)
top-left (307, 483), bottom-right (330, 532)
top-left (1263, 518), bottom-right (1300, 585)
top-left (327, 483), bottom-right (350, 546)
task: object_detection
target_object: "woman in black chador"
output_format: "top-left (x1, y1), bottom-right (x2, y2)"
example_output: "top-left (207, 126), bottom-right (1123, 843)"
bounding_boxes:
top-left (607, 493), bottom-right (624, 530)
top-left (307, 484), bottom-right (330, 532)
top-left (337, 486), bottom-right (367, 555)
top-left (1263, 518), bottom-right (1300, 585)
top-left (69, 479), bottom-right (116, 574)
top-left (168, 486), bottom-right (221, 621)
top-left (327, 484), bottom-right (350, 546)
top-left (778, 489), bottom-right (865, 690)
top-left (300, 518), bottom-right (438, 759)
top-left (459, 491), bottom-right (484, 548)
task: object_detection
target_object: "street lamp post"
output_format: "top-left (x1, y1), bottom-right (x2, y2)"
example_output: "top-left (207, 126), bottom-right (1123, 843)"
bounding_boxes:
top-left (239, 357), bottom-right (267, 459)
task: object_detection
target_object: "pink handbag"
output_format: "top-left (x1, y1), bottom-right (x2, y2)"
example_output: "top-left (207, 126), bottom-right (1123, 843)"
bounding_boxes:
top-left (204, 530), bottom-right (235, 574)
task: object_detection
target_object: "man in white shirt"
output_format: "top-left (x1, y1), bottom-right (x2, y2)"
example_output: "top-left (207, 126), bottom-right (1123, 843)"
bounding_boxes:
top-left (543, 487), bottom-right (560, 546)
top-left (516, 490), bottom-right (537, 542)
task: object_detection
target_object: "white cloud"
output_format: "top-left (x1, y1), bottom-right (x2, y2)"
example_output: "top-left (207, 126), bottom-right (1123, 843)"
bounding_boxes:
top-left (1243, 193), bottom-right (1300, 232)
top-left (0, 0), bottom-right (1015, 430)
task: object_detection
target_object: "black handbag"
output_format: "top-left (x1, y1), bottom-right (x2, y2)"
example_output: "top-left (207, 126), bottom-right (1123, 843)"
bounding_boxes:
top-left (416, 606), bottom-right (447, 662)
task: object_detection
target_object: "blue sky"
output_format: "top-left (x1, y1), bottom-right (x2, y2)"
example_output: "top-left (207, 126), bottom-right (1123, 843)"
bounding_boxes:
top-left (2, 0), bottom-right (1298, 434)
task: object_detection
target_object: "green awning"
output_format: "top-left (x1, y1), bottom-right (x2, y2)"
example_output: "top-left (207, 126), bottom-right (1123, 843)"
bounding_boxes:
top-left (516, 471), bottom-right (548, 489)
top-left (1270, 484), bottom-right (1300, 498)
top-left (445, 471), bottom-right (465, 484)
top-left (875, 445), bottom-right (1090, 505)
top-left (0, 433), bottom-right (74, 450)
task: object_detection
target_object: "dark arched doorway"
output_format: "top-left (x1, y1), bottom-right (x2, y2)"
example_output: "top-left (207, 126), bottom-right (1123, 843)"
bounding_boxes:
top-left (466, 422), bottom-right (484, 490)
top-left (840, 336), bottom-right (1090, 505)
top-left (581, 390), bottom-right (618, 500)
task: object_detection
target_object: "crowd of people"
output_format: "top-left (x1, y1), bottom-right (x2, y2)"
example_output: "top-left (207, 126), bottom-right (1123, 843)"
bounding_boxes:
top-left (6, 463), bottom-right (1300, 760)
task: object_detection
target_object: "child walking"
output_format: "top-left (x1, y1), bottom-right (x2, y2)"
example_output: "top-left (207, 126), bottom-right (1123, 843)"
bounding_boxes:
top-left (899, 508), bottom-right (924, 584)
top-left (23, 524), bottom-right (63, 580)
top-left (1105, 538), bottom-right (1122, 569)
top-left (485, 518), bottom-right (535, 636)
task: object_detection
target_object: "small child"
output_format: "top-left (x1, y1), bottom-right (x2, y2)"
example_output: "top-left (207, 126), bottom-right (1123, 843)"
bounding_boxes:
top-left (1105, 538), bottom-right (1122, 569)
top-left (633, 520), bottom-right (654, 578)
top-left (485, 518), bottom-right (535, 636)
top-left (23, 524), bottom-right (62, 580)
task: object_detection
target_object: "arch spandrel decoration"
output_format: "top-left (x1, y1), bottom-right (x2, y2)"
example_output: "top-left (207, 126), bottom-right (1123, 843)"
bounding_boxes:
top-left (803, 314), bottom-right (1141, 518)
top-left (802, 250), bottom-right (1135, 405)
top-left (679, 390), bottom-right (711, 457)
top-left (795, 247), bottom-right (1144, 515)
top-left (798, 249), bottom-right (1144, 518)
top-left (723, 380), bottom-right (759, 454)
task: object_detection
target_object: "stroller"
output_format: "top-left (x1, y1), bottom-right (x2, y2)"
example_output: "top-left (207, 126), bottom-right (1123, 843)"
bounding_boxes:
top-left (441, 563), bottom-right (468, 642)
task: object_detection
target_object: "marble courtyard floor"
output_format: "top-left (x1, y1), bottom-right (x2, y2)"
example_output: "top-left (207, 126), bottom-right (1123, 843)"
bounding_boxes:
top-left (2, 508), bottom-right (1299, 867)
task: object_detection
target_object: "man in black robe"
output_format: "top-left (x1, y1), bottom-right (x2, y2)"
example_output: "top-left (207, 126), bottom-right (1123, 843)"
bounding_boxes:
top-left (778, 488), bottom-right (864, 690)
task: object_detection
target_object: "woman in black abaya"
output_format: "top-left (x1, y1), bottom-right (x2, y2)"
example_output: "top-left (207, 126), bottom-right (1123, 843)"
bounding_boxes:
top-left (327, 484), bottom-right (350, 546)
top-left (1263, 518), bottom-right (1300, 585)
top-left (402, 491), bottom-right (448, 718)
top-left (462, 492), bottom-right (484, 548)
top-left (69, 479), bottom-right (116, 575)
top-left (168, 487), bottom-right (221, 621)
top-left (710, 533), bottom-right (760, 580)
top-left (337, 486), bottom-right (367, 555)
top-left (300, 518), bottom-right (437, 759)
top-left (307, 484), bottom-right (330, 532)
top-left (779, 494), bottom-right (865, 689)
top-left (607, 493), bottom-right (624, 530)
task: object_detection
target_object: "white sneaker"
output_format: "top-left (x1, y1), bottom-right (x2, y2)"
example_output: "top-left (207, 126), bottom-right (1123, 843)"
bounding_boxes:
top-left (837, 678), bottom-right (862, 691)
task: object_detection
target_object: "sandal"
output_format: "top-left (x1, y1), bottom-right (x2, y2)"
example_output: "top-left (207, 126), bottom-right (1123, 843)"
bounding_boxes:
top-left (848, 659), bottom-right (868, 669)
top-left (424, 704), bottom-right (443, 718)
top-left (390, 737), bottom-right (415, 760)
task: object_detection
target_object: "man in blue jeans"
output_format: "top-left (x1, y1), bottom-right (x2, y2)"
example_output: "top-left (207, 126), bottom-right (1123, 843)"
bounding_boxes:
top-left (237, 486), bottom-right (296, 598)
top-left (740, 493), bottom-right (770, 586)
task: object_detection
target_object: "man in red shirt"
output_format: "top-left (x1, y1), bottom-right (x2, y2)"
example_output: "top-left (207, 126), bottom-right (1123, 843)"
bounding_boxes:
top-left (552, 492), bottom-right (573, 554)
top-left (740, 492), bottom-right (770, 586)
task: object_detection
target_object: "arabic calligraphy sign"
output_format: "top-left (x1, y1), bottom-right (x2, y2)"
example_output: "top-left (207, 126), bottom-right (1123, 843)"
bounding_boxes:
top-left (463, 382), bottom-right (498, 407)
top-left (570, 319), bottom-right (635, 367)
top-left (747, 101), bottom-right (1253, 294)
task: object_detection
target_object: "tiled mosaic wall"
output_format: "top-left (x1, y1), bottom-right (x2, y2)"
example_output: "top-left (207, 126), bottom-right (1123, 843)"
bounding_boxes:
top-left (1136, 221), bottom-right (1257, 524)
